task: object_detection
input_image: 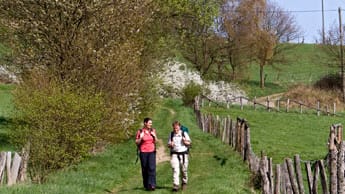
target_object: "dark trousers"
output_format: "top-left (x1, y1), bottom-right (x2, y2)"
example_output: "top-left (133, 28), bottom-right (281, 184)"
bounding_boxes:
top-left (139, 151), bottom-right (156, 189)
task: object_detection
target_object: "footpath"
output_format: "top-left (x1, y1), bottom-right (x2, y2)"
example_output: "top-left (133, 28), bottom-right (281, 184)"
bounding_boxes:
top-left (110, 99), bottom-right (256, 194)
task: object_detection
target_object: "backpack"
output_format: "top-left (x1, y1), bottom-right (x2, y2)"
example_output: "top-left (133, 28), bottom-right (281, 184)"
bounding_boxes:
top-left (170, 128), bottom-right (191, 154)
top-left (180, 125), bottom-right (189, 133)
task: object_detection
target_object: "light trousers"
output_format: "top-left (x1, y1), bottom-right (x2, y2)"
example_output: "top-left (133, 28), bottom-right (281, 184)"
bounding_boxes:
top-left (170, 153), bottom-right (189, 186)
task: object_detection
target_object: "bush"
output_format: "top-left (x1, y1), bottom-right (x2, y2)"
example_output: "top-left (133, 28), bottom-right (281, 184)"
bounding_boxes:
top-left (181, 81), bottom-right (202, 106)
top-left (314, 73), bottom-right (341, 91)
top-left (11, 81), bottom-right (106, 183)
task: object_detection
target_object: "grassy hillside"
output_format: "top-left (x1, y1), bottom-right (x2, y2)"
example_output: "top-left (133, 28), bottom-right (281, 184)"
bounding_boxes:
top-left (0, 99), bottom-right (256, 194)
top-left (202, 105), bottom-right (341, 164)
top-left (243, 44), bottom-right (337, 98)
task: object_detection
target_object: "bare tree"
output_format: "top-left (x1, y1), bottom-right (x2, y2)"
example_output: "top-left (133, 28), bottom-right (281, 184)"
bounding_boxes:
top-left (257, 0), bottom-right (302, 88)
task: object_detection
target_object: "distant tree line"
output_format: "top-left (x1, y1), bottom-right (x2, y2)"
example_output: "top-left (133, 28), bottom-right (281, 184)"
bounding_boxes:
top-left (161, 0), bottom-right (301, 88)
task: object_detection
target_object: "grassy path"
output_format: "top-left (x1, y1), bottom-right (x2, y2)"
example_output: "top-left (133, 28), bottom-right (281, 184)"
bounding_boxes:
top-left (112, 99), bottom-right (255, 193)
top-left (0, 99), bottom-right (255, 194)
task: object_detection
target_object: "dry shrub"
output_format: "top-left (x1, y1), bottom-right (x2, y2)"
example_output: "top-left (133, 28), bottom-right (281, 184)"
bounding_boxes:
top-left (283, 84), bottom-right (344, 110)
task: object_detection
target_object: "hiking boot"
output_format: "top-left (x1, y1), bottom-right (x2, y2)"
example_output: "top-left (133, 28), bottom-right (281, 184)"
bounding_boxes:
top-left (182, 183), bottom-right (187, 190)
top-left (172, 185), bottom-right (179, 192)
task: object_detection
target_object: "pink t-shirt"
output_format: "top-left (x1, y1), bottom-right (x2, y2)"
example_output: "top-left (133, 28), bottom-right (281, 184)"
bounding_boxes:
top-left (136, 128), bottom-right (156, 152)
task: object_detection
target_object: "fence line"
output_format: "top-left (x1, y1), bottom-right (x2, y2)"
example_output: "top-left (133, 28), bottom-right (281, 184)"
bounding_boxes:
top-left (0, 150), bottom-right (28, 186)
top-left (194, 95), bottom-right (345, 193)
top-left (201, 94), bottom-right (338, 116)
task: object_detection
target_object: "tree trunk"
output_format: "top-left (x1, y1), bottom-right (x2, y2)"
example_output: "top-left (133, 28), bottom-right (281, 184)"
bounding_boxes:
top-left (260, 64), bottom-right (265, 88)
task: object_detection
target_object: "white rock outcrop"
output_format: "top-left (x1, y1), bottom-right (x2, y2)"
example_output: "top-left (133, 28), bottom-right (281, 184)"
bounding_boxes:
top-left (0, 66), bottom-right (18, 84)
top-left (159, 60), bottom-right (247, 104)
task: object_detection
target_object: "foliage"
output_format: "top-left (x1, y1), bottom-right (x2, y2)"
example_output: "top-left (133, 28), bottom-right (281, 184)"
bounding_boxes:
top-left (0, 0), bottom-right (161, 139)
top-left (156, 0), bottom-right (225, 77)
top-left (219, 0), bottom-right (302, 87)
top-left (0, 99), bottom-right (255, 194)
top-left (11, 79), bottom-right (106, 183)
top-left (181, 81), bottom-right (203, 106)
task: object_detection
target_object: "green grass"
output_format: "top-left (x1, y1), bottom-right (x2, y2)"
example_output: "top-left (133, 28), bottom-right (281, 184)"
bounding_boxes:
top-left (0, 84), bottom-right (15, 151)
top-left (202, 105), bottom-right (341, 164)
top-left (242, 44), bottom-right (338, 98)
top-left (0, 99), bottom-right (256, 194)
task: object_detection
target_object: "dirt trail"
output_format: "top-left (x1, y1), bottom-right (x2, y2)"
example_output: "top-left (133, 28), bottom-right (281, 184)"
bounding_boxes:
top-left (156, 139), bottom-right (170, 163)
top-left (255, 92), bottom-right (285, 108)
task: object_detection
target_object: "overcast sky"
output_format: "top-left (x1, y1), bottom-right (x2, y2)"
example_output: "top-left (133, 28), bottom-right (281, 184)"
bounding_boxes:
top-left (273, 0), bottom-right (345, 43)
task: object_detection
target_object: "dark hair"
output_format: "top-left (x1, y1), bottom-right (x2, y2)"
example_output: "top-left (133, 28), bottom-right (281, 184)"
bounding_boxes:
top-left (143, 117), bottom-right (152, 124)
top-left (172, 120), bottom-right (180, 126)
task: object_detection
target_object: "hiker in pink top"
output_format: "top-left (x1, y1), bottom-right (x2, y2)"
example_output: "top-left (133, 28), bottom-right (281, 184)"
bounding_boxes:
top-left (135, 117), bottom-right (157, 191)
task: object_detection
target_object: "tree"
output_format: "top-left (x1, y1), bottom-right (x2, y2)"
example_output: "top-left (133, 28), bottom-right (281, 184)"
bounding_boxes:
top-left (220, 0), bottom-right (301, 87)
top-left (257, 0), bottom-right (302, 88)
top-left (156, 0), bottom-right (225, 79)
top-left (220, 0), bottom-right (260, 81)
top-left (0, 0), bottom-right (160, 181)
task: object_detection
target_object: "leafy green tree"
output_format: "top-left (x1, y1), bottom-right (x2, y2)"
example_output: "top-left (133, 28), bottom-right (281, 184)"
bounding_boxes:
top-left (155, 0), bottom-right (225, 78)
top-left (0, 0), bottom-right (161, 180)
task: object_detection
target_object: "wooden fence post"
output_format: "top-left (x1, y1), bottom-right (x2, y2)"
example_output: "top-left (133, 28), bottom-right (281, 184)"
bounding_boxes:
top-left (327, 105), bottom-right (330, 116)
top-left (0, 152), bottom-right (6, 183)
top-left (317, 101), bottom-right (320, 116)
top-left (222, 118), bottom-right (227, 143)
top-left (260, 156), bottom-right (271, 194)
top-left (333, 102), bottom-right (336, 115)
top-left (240, 120), bottom-right (245, 158)
top-left (294, 155), bottom-right (305, 194)
top-left (286, 99), bottom-right (290, 112)
top-left (275, 164), bottom-right (281, 194)
top-left (338, 142), bottom-right (345, 193)
top-left (277, 99), bottom-right (280, 112)
top-left (306, 161), bottom-right (313, 194)
top-left (319, 160), bottom-right (328, 194)
top-left (18, 147), bottom-right (29, 183)
top-left (286, 158), bottom-right (299, 194)
top-left (312, 161), bottom-right (320, 194)
top-left (283, 162), bottom-right (292, 194)
top-left (329, 125), bottom-right (338, 194)
top-left (269, 158), bottom-right (274, 194)
top-left (267, 97), bottom-right (270, 112)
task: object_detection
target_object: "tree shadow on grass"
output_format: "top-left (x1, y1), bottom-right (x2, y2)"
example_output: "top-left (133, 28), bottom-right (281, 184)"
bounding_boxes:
top-left (105, 185), bottom-right (172, 193)
top-left (0, 116), bottom-right (14, 149)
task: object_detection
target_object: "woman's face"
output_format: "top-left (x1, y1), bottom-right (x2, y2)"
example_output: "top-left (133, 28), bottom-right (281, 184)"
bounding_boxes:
top-left (145, 120), bottom-right (152, 128)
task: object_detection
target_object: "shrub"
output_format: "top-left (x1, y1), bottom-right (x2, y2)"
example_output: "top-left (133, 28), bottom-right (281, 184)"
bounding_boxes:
top-left (181, 81), bottom-right (202, 106)
top-left (11, 81), bottom-right (106, 183)
top-left (314, 73), bottom-right (342, 91)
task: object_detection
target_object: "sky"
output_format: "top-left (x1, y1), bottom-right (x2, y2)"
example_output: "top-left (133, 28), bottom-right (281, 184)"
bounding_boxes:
top-left (273, 0), bottom-right (345, 43)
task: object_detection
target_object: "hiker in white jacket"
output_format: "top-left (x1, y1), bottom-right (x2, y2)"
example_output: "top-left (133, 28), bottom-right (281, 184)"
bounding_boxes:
top-left (167, 121), bottom-right (191, 192)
